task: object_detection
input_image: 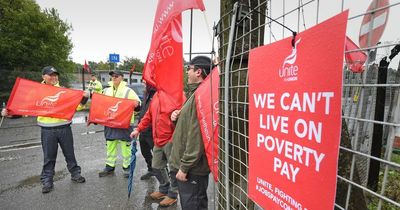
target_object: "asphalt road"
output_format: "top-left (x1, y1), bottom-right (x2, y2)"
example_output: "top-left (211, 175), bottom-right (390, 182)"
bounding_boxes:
top-left (0, 112), bottom-right (216, 210)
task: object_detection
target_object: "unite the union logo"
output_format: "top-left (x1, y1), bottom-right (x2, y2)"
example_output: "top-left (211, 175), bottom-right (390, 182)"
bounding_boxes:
top-left (36, 91), bottom-right (66, 107)
top-left (278, 38), bottom-right (301, 82)
top-left (104, 101), bottom-right (123, 119)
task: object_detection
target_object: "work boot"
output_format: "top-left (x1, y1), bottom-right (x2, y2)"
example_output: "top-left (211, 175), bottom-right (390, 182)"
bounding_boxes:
top-left (123, 167), bottom-right (130, 178)
top-left (71, 174), bottom-right (86, 183)
top-left (159, 196), bottom-right (177, 207)
top-left (140, 170), bottom-right (155, 180)
top-left (42, 183), bottom-right (54, 194)
top-left (98, 165), bottom-right (115, 177)
top-left (149, 191), bottom-right (167, 200)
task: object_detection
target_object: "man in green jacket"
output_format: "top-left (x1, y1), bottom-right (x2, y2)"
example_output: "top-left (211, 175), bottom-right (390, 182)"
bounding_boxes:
top-left (169, 56), bottom-right (212, 209)
top-left (88, 73), bottom-right (103, 95)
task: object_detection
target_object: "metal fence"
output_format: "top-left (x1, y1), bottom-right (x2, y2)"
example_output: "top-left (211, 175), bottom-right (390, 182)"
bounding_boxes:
top-left (215, 0), bottom-right (400, 209)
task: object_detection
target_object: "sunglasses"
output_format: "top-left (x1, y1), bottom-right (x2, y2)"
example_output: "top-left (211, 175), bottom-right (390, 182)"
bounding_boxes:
top-left (111, 75), bottom-right (121, 78)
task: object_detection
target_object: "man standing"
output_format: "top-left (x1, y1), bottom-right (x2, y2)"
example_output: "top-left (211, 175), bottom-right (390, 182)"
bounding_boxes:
top-left (98, 70), bottom-right (140, 178)
top-left (170, 56), bottom-right (212, 209)
top-left (88, 73), bottom-right (103, 95)
top-left (137, 83), bottom-right (156, 180)
top-left (131, 90), bottom-right (178, 207)
top-left (2, 66), bottom-right (87, 194)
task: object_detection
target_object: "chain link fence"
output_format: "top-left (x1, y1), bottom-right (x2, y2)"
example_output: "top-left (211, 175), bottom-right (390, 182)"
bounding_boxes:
top-left (215, 0), bottom-right (400, 209)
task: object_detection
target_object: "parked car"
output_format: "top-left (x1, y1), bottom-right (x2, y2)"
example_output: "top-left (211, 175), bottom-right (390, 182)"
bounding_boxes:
top-left (128, 83), bottom-right (145, 101)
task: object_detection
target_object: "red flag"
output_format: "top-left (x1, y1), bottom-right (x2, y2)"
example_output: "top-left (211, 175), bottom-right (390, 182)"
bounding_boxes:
top-left (130, 64), bottom-right (136, 74)
top-left (84, 60), bottom-right (91, 74)
top-left (195, 67), bottom-right (219, 181)
top-left (143, 0), bottom-right (205, 112)
top-left (88, 93), bottom-right (137, 129)
top-left (129, 64), bottom-right (136, 77)
top-left (345, 36), bottom-right (367, 73)
top-left (6, 77), bottom-right (83, 120)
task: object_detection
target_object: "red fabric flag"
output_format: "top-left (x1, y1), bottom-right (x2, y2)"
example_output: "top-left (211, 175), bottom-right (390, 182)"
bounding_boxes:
top-left (129, 64), bottom-right (136, 78)
top-left (130, 64), bottom-right (136, 74)
top-left (195, 67), bottom-right (219, 181)
top-left (88, 93), bottom-right (137, 129)
top-left (143, 0), bottom-right (205, 112)
top-left (6, 77), bottom-right (83, 120)
top-left (345, 36), bottom-right (367, 73)
top-left (84, 60), bottom-right (91, 74)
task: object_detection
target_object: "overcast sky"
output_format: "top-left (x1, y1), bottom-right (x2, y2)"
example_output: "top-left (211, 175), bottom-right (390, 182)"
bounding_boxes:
top-left (34, 0), bottom-right (400, 68)
top-left (34, 0), bottom-right (219, 64)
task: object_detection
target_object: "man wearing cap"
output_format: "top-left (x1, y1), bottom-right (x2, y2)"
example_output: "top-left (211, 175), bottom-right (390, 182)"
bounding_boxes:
top-left (98, 70), bottom-right (141, 178)
top-left (169, 56), bottom-right (213, 209)
top-left (88, 73), bottom-right (103, 96)
top-left (2, 66), bottom-right (88, 194)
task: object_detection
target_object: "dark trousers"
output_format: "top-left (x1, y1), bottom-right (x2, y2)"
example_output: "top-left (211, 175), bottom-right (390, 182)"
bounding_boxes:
top-left (177, 174), bottom-right (209, 210)
top-left (139, 134), bottom-right (153, 171)
top-left (40, 125), bottom-right (81, 184)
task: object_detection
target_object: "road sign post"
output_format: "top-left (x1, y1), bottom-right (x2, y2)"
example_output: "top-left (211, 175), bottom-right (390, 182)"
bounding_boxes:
top-left (109, 53), bottom-right (120, 70)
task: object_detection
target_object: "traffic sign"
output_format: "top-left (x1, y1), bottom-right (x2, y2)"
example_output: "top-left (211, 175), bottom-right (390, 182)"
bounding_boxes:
top-left (359, 0), bottom-right (389, 49)
top-left (109, 54), bottom-right (120, 63)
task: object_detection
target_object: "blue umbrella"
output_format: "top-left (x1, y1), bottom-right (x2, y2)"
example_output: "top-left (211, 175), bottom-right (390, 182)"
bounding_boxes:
top-left (128, 140), bottom-right (137, 198)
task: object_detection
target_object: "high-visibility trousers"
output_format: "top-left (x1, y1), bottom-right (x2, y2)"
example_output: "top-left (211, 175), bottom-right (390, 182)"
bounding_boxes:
top-left (105, 140), bottom-right (131, 169)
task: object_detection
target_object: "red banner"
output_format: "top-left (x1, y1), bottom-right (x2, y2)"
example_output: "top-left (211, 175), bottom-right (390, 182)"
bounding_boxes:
top-left (130, 64), bottom-right (136, 74)
top-left (88, 93), bottom-right (137, 129)
top-left (195, 67), bottom-right (219, 182)
top-left (345, 36), bottom-right (366, 73)
top-left (6, 77), bottom-right (83, 120)
top-left (143, 0), bottom-right (205, 112)
top-left (248, 11), bottom-right (348, 210)
top-left (84, 60), bottom-right (91, 73)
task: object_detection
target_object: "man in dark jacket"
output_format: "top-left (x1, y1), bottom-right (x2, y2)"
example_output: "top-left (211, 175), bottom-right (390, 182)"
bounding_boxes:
top-left (131, 90), bottom-right (178, 207)
top-left (169, 56), bottom-right (212, 209)
top-left (137, 84), bottom-right (156, 180)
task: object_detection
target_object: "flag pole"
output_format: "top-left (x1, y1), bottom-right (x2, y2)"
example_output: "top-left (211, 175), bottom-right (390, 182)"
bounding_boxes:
top-left (0, 116), bottom-right (4, 127)
top-left (0, 102), bottom-right (5, 127)
top-left (82, 67), bottom-right (85, 90)
top-left (189, 9), bottom-right (193, 61)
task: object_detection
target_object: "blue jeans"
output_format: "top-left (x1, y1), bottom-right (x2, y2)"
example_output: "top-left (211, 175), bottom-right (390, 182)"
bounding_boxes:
top-left (40, 125), bottom-right (81, 184)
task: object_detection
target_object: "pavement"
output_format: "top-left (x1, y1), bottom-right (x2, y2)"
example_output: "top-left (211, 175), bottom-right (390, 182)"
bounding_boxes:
top-left (0, 111), bottom-right (216, 210)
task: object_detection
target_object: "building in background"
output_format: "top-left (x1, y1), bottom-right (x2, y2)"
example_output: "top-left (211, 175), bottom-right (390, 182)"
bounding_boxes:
top-left (70, 70), bottom-right (142, 90)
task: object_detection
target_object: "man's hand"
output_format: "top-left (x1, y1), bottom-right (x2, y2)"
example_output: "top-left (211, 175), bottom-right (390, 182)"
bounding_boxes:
top-left (176, 169), bottom-right (188, 182)
top-left (130, 129), bottom-right (139, 138)
top-left (83, 90), bottom-right (90, 98)
top-left (170, 109), bottom-right (181, 121)
top-left (1, 108), bottom-right (8, 117)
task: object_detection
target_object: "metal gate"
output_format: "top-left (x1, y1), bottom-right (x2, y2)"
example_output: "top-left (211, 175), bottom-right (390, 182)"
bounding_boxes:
top-left (215, 1), bottom-right (400, 209)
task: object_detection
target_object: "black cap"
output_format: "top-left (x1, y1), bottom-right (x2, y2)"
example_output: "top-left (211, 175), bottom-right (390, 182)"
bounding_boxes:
top-left (109, 71), bottom-right (124, 77)
top-left (42, 66), bottom-right (59, 75)
top-left (190, 56), bottom-right (212, 76)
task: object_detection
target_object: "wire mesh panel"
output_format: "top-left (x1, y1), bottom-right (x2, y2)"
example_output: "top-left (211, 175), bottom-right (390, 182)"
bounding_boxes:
top-left (216, 0), bottom-right (400, 209)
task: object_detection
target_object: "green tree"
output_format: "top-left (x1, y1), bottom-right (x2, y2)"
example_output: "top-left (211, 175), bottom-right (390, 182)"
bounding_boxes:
top-left (117, 57), bottom-right (144, 73)
top-left (97, 61), bottom-right (112, 70)
top-left (0, 0), bottom-right (74, 101)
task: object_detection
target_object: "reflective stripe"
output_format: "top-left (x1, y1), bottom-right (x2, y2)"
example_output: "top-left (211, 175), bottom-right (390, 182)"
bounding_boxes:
top-left (37, 120), bottom-right (71, 127)
top-left (105, 161), bottom-right (116, 167)
top-left (124, 88), bottom-right (131, 99)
